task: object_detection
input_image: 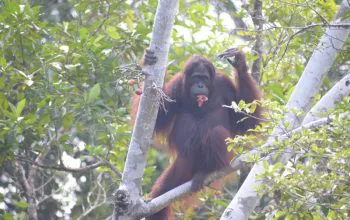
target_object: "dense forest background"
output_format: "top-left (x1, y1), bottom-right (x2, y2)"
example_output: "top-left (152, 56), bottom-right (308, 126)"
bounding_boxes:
top-left (0, 0), bottom-right (349, 219)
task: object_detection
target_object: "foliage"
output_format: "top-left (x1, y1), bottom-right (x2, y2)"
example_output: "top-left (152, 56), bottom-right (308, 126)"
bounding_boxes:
top-left (257, 99), bottom-right (350, 219)
top-left (226, 98), bottom-right (350, 219)
top-left (0, 0), bottom-right (145, 218)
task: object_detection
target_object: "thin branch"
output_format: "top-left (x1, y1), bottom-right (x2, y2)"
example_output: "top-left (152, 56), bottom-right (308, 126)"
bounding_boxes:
top-left (90, 0), bottom-right (111, 36)
top-left (278, 23), bottom-right (350, 66)
top-left (234, 23), bottom-right (350, 34)
top-left (29, 127), bottom-right (64, 182)
top-left (13, 160), bottom-right (38, 220)
top-left (37, 187), bottom-right (60, 205)
top-left (251, 0), bottom-right (263, 83)
top-left (223, 104), bottom-right (270, 122)
top-left (78, 173), bottom-right (108, 220)
top-left (278, 0), bottom-right (330, 25)
top-left (35, 175), bottom-right (55, 192)
top-left (14, 157), bottom-right (121, 177)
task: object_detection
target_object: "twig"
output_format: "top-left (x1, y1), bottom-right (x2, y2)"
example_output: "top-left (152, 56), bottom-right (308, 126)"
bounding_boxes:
top-left (14, 157), bottom-right (122, 177)
top-left (277, 23), bottom-right (349, 68)
top-left (151, 82), bottom-right (175, 113)
top-left (90, 0), bottom-right (111, 36)
top-left (234, 23), bottom-right (350, 34)
top-left (79, 173), bottom-right (108, 220)
top-left (222, 104), bottom-right (270, 122)
top-left (13, 160), bottom-right (38, 220)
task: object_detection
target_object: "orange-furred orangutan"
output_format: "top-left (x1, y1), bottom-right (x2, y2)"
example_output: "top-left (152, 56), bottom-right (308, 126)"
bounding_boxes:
top-left (133, 48), bottom-right (262, 220)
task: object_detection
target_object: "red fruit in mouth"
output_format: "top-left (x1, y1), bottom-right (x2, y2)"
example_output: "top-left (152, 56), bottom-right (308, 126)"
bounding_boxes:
top-left (196, 95), bottom-right (208, 107)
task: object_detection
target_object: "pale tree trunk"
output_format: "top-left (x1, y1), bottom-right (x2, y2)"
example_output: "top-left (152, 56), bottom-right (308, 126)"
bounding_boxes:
top-left (302, 74), bottom-right (350, 124)
top-left (113, 0), bottom-right (178, 219)
top-left (221, 1), bottom-right (350, 219)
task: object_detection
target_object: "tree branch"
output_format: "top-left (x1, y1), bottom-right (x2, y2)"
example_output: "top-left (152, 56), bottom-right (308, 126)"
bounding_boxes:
top-left (14, 157), bottom-right (121, 177)
top-left (221, 1), bottom-right (350, 219)
top-left (234, 23), bottom-right (350, 34)
top-left (279, 23), bottom-right (350, 65)
top-left (303, 73), bottom-right (350, 124)
top-left (78, 173), bottom-right (108, 220)
top-left (13, 160), bottom-right (38, 220)
top-left (113, 0), bottom-right (179, 219)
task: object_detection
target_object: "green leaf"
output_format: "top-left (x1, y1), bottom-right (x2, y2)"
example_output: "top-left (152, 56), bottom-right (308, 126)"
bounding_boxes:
top-left (0, 77), bottom-right (5, 89)
top-left (88, 83), bottom-right (101, 103)
top-left (3, 213), bottom-right (14, 220)
top-left (8, 102), bottom-right (17, 115)
top-left (238, 100), bottom-right (246, 109)
top-left (63, 113), bottom-right (75, 130)
top-left (97, 166), bottom-right (110, 172)
top-left (3, 0), bottom-right (20, 14)
top-left (106, 26), bottom-right (120, 40)
top-left (16, 99), bottom-right (26, 117)
top-left (0, 56), bottom-right (7, 68)
top-left (249, 103), bottom-right (257, 113)
top-left (15, 201), bottom-right (29, 209)
top-left (79, 27), bottom-right (89, 41)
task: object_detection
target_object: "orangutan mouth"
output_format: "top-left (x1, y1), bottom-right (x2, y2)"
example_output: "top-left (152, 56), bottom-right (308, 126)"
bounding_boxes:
top-left (196, 95), bottom-right (208, 107)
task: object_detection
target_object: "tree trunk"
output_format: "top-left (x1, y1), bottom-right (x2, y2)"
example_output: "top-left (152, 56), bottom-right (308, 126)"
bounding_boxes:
top-left (113, 0), bottom-right (178, 219)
